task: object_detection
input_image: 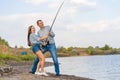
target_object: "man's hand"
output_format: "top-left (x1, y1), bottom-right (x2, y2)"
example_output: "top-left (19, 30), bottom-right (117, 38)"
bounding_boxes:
top-left (40, 32), bottom-right (50, 41)
top-left (48, 32), bottom-right (51, 36)
top-left (40, 35), bottom-right (49, 41)
top-left (45, 35), bottom-right (49, 39)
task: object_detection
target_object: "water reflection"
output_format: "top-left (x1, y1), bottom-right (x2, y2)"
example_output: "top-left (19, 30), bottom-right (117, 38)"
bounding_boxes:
top-left (45, 55), bottom-right (120, 80)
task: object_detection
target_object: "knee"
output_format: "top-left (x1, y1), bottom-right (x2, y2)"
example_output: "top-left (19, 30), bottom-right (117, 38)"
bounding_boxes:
top-left (40, 56), bottom-right (45, 62)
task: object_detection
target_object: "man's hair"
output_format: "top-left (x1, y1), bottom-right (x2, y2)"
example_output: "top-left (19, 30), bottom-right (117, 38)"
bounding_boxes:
top-left (37, 20), bottom-right (42, 24)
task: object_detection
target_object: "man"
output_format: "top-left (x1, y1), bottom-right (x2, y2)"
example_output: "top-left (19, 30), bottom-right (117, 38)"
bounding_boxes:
top-left (31, 20), bottom-right (60, 76)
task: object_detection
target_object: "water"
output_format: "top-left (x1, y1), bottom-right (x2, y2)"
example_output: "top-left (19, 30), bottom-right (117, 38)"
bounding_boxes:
top-left (45, 55), bottom-right (120, 80)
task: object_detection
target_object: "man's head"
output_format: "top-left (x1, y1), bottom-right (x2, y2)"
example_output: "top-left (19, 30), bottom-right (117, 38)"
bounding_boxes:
top-left (37, 20), bottom-right (44, 29)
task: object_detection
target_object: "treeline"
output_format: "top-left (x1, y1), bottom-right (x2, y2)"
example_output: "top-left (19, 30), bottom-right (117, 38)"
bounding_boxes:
top-left (0, 36), bottom-right (120, 57)
top-left (0, 37), bottom-right (9, 47)
top-left (0, 37), bottom-right (9, 53)
top-left (87, 44), bottom-right (120, 55)
top-left (57, 46), bottom-right (82, 57)
top-left (57, 44), bottom-right (120, 57)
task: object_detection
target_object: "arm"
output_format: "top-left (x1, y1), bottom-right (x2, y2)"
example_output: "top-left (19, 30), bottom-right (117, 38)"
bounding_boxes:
top-left (47, 26), bottom-right (55, 38)
top-left (40, 36), bottom-right (49, 41)
top-left (32, 34), bottom-right (44, 45)
top-left (37, 30), bottom-right (49, 41)
top-left (49, 30), bottom-right (55, 38)
top-left (33, 34), bottom-right (47, 46)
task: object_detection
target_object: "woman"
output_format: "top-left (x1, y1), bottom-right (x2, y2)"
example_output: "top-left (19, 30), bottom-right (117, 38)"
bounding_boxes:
top-left (27, 25), bottom-right (48, 76)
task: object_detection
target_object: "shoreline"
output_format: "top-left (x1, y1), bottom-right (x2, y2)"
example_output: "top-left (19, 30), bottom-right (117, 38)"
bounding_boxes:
top-left (0, 61), bottom-right (93, 80)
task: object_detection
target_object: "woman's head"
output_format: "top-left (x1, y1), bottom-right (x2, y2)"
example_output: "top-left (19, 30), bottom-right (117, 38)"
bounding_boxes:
top-left (27, 25), bottom-right (35, 46)
top-left (28, 25), bottom-right (35, 33)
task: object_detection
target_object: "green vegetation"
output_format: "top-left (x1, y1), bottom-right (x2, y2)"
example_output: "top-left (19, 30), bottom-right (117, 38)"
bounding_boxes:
top-left (101, 44), bottom-right (112, 50)
top-left (87, 46), bottom-right (95, 55)
top-left (0, 53), bottom-right (35, 63)
top-left (20, 54), bottom-right (35, 61)
top-left (1, 36), bottom-right (120, 66)
top-left (57, 45), bottom-right (120, 56)
top-left (57, 46), bottom-right (79, 57)
top-left (0, 37), bottom-right (9, 47)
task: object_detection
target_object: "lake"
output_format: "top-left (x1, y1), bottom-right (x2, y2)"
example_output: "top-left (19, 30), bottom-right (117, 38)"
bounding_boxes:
top-left (45, 55), bottom-right (120, 80)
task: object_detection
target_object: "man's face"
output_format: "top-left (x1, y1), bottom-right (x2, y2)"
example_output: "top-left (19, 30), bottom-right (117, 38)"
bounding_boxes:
top-left (37, 21), bottom-right (44, 28)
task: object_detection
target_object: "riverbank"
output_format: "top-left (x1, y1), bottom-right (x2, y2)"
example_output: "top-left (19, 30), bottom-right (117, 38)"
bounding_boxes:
top-left (0, 61), bottom-right (93, 80)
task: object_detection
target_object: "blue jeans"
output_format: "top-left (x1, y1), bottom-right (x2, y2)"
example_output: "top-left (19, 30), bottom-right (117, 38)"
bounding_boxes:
top-left (32, 43), bottom-right (60, 75)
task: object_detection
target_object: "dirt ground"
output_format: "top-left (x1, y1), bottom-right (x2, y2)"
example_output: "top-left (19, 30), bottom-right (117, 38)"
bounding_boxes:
top-left (0, 61), bottom-right (93, 80)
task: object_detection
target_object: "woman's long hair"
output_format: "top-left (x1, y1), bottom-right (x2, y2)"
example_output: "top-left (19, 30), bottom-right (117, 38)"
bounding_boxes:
top-left (27, 25), bottom-right (33, 46)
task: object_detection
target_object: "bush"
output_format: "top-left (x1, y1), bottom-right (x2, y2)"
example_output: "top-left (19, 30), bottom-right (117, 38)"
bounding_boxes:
top-left (101, 44), bottom-right (112, 50)
top-left (57, 47), bottom-right (66, 53)
top-left (0, 37), bottom-right (9, 47)
top-left (87, 46), bottom-right (95, 55)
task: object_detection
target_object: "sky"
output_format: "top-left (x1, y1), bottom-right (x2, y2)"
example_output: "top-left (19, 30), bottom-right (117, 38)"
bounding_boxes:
top-left (0, 0), bottom-right (120, 48)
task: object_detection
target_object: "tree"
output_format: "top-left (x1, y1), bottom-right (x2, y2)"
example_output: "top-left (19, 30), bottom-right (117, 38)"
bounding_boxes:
top-left (87, 46), bottom-right (95, 55)
top-left (0, 36), bottom-right (9, 47)
top-left (101, 44), bottom-right (111, 50)
top-left (67, 47), bottom-right (73, 51)
top-left (111, 48), bottom-right (117, 54)
top-left (95, 46), bottom-right (99, 49)
top-left (57, 46), bottom-right (66, 53)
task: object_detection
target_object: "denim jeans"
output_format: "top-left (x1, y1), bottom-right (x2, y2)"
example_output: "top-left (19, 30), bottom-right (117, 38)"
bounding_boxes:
top-left (32, 43), bottom-right (60, 75)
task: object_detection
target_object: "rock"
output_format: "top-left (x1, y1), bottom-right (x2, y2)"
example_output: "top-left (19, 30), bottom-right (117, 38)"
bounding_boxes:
top-left (0, 66), bottom-right (13, 76)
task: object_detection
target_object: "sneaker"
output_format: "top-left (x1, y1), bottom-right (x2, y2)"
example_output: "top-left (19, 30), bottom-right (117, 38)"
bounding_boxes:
top-left (41, 72), bottom-right (48, 76)
top-left (35, 72), bottom-right (42, 75)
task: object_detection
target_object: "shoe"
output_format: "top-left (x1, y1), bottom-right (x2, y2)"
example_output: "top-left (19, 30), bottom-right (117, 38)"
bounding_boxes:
top-left (29, 71), bottom-right (34, 74)
top-left (35, 72), bottom-right (42, 75)
top-left (56, 74), bottom-right (60, 76)
top-left (41, 72), bottom-right (48, 76)
top-left (29, 71), bottom-right (32, 73)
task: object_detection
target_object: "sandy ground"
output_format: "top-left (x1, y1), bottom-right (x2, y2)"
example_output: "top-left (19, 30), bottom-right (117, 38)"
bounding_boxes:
top-left (0, 61), bottom-right (94, 80)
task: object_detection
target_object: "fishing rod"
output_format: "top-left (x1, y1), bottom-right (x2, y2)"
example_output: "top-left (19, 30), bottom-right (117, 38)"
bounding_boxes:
top-left (49, 0), bottom-right (66, 32)
top-left (45, 0), bottom-right (66, 44)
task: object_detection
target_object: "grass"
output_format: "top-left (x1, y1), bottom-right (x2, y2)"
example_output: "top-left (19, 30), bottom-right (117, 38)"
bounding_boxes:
top-left (0, 53), bottom-right (36, 62)
top-left (0, 53), bottom-right (21, 62)
top-left (20, 54), bottom-right (36, 61)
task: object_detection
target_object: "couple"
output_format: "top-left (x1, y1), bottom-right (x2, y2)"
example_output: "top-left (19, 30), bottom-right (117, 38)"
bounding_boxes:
top-left (27, 20), bottom-right (60, 76)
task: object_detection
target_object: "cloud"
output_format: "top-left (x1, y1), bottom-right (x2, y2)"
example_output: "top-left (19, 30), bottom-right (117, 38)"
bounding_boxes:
top-left (0, 13), bottom-right (120, 48)
top-left (24, 0), bottom-right (96, 8)
top-left (71, 0), bottom-right (96, 8)
top-left (25, 0), bottom-right (47, 5)
top-left (0, 0), bottom-right (120, 48)
top-left (48, 0), bottom-right (97, 21)
top-left (66, 17), bottom-right (120, 33)
top-left (0, 13), bottom-right (52, 47)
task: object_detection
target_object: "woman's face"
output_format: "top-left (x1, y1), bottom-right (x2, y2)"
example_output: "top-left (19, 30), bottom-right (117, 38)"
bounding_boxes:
top-left (31, 26), bottom-right (35, 33)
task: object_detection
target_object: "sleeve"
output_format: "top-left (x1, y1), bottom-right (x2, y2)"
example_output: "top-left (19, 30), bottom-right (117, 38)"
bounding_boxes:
top-left (47, 25), bottom-right (55, 38)
top-left (37, 30), bottom-right (40, 37)
top-left (32, 34), bottom-right (43, 45)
